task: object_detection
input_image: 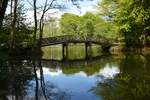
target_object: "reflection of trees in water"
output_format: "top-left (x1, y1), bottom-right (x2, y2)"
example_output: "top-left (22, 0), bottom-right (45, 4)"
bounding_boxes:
top-left (32, 60), bottom-right (70, 100)
top-left (0, 55), bottom-right (70, 100)
top-left (31, 81), bottom-right (71, 100)
top-left (42, 44), bottom-right (103, 60)
top-left (0, 57), bottom-right (34, 100)
top-left (41, 54), bottom-right (113, 76)
top-left (92, 53), bottom-right (150, 100)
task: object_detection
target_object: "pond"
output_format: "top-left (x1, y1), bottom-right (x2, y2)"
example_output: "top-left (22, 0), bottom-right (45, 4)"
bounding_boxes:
top-left (0, 45), bottom-right (150, 100)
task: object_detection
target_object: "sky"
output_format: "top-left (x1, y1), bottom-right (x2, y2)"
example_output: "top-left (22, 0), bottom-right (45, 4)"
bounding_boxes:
top-left (58, 0), bottom-right (99, 15)
top-left (25, 0), bottom-right (100, 22)
top-left (6, 0), bottom-right (100, 23)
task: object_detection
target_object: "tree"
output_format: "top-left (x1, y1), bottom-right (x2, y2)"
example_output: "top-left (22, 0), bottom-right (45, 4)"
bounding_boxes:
top-left (85, 20), bottom-right (95, 36)
top-left (0, 0), bottom-right (9, 28)
top-left (60, 13), bottom-right (81, 35)
top-left (82, 12), bottom-right (108, 37)
top-left (10, 0), bottom-right (18, 50)
top-left (82, 12), bottom-right (98, 36)
top-left (99, 0), bottom-right (150, 47)
top-left (60, 12), bottom-right (118, 39)
top-left (0, 2), bottom-right (33, 49)
top-left (33, 0), bottom-right (38, 43)
top-left (98, 0), bottom-right (119, 41)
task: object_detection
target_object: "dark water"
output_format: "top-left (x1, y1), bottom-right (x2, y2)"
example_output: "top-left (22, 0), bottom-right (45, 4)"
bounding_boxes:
top-left (0, 45), bottom-right (150, 100)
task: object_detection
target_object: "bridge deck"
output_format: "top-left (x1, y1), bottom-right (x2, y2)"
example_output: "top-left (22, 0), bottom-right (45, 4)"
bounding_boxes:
top-left (39, 35), bottom-right (112, 47)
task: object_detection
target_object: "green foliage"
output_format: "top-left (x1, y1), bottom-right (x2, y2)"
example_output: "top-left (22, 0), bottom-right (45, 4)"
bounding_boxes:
top-left (60, 13), bottom-right (81, 35)
top-left (0, 3), bottom-right (34, 48)
top-left (84, 19), bottom-right (95, 35)
top-left (59, 12), bottom-right (118, 39)
top-left (100, 0), bottom-right (150, 46)
top-left (81, 12), bottom-right (101, 36)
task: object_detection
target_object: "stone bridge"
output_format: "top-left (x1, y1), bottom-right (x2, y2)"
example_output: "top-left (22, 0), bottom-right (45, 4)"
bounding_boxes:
top-left (40, 35), bottom-right (112, 48)
top-left (38, 35), bottom-right (112, 59)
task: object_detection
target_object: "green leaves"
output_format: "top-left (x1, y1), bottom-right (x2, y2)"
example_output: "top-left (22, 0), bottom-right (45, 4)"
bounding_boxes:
top-left (100, 0), bottom-right (150, 46)
top-left (59, 0), bottom-right (150, 46)
top-left (59, 12), bottom-right (118, 39)
top-left (60, 13), bottom-right (81, 35)
top-left (0, 3), bottom-right (34, 49)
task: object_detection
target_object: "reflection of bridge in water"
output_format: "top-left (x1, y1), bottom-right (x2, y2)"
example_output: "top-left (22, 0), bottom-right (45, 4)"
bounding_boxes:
top-left (39, 35), bottom-right (112, 59)
top-left (41, 54), bottom-right (112, 68)
top-left (41, 54), bottom-right (113, 75)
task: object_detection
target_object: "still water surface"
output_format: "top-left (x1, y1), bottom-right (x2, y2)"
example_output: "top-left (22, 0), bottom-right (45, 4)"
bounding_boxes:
top-left (0, 45), bottom-right (150, 100)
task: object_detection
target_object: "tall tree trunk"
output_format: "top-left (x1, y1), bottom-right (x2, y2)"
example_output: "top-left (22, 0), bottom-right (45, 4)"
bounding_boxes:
top-left (10, 0), bottom-right (18, 50)
top-left (32, 1), bottom-right (39, 99)
top-left (33, 0), bottom-right (37, 43)
top-left (0, 0), bottom-right (9, 28)
top-left (39, 16), bottom-right (44, 40)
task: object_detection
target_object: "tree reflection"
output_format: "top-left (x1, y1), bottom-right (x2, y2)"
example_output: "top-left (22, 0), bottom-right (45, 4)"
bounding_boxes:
top-left (0, 49), bottom-right (70, 100)
top-left (0, 56), bottom-right (34, 100)
top-left (41, 54), bottom-right (113, 76)
top-left (92, 53), bottom-right (150, 100)
top-left (33, 54), bottom-right (71, 100)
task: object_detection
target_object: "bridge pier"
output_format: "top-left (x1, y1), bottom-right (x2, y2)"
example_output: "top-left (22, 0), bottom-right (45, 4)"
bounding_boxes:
top-left (85, 42), bottom-right (92, 59)
top-left (62, 43), bottom-right (68, 60)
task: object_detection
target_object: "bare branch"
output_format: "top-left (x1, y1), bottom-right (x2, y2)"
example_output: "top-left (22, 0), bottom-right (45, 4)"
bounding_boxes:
top-left (44, 0), bottom-right (55, 13)
top-left (26, 0), bottom-right (33, 7)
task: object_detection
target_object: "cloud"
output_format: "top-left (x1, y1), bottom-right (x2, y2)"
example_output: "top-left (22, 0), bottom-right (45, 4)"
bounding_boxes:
top-left (61, 0), bottom-right (99, 15)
